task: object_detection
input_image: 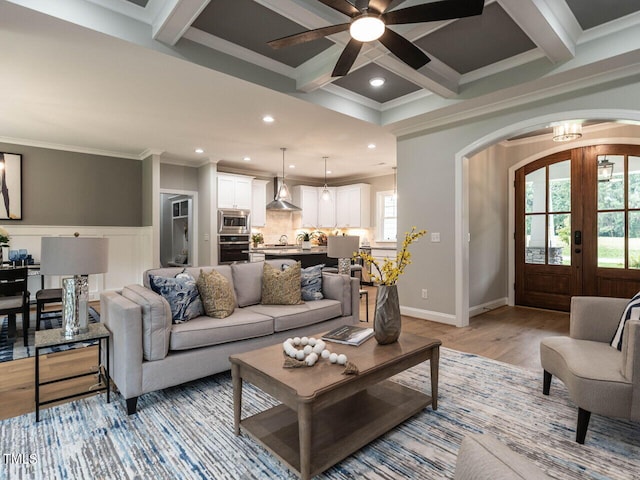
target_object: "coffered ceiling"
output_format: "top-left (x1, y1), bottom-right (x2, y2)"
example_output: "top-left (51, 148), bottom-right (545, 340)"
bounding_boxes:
top-left (2, 0), bottom-right (640, 180)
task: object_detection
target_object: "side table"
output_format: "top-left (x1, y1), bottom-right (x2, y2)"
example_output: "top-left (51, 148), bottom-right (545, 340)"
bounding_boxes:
top-left (34, 323), bottom-right (111, 422)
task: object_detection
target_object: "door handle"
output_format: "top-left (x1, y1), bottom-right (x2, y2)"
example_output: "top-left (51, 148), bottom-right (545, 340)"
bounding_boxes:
top-left (574, 230), bottom-right (582, 245)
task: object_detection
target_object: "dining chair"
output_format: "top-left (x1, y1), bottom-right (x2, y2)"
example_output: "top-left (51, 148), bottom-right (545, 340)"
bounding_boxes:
top-left (0, 267), bottom-right (30, 346)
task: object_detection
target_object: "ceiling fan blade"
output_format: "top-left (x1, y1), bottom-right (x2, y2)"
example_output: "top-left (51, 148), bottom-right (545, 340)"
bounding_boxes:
top-left (318, 0), bottom-right (361, 17)
top-left (384, 0), bottom-right (484, 25)
top-left (268, 23), bottom-right (350, 49)
top-left (332, 39), bottom-right (363, 77)
top-left (368, 0), bottom-right (394, 14)
top-left (378, 28), bottom-right (430, 70)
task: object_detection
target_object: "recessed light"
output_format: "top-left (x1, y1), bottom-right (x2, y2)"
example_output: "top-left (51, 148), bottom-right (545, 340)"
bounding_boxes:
top-left (368, 143), bottom-right (376, 149)
top-left (263, 115), bottom-right (275, 123)
top-left (326, 170), bottom-right (332, 174)
top-left (243, 156), bottom-right (251, 161)
top-left (289, 164), bottom-right (295, 169)
top-left (195, 148), bottom-right (204, 154)
top-left (369, 77), bottom-right (385, 87)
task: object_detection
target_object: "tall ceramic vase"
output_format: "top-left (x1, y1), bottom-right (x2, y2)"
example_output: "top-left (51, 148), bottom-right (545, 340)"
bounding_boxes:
top-left (374, 284), bottom-right (401, 344)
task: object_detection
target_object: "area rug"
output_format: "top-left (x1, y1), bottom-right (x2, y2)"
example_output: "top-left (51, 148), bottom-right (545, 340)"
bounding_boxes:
top-left (0, 308), bottom-right (100, 362)
top-left (1, 348), bottom-right (638, 479)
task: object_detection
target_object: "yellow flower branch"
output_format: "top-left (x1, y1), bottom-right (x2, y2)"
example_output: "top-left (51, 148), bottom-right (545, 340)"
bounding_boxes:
top-left (354, 227), bottom-right (426, 286)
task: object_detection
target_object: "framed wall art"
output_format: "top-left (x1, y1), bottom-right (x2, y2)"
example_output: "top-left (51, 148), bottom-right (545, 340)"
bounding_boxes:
top-left (0, 152), bottom-right (22, 220)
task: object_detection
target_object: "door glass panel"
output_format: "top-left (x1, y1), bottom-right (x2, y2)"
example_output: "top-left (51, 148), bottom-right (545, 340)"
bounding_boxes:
top-left (525, 214), bottom-right (546, 264)
top-left (598, 155), bottom-right (625, 210)
top-left (629, 211), bottom-right (640, 269)
top-left (525, 168), bottom-right (545, 214)
top-left (548, 160), bottom-right (571, 213)
top-left (598, 211), bottom-right (625, 268)
top-left (628, 156), bottom-right (640, 209)
top-left (549, 214), bottom-right (570, 265)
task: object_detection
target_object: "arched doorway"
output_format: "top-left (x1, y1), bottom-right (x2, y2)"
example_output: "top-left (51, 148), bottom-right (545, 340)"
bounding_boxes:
top-left (515, 144), bottom-right (640, 311)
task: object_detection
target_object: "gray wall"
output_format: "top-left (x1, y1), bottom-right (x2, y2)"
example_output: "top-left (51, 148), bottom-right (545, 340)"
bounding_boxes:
top-left (0, 142), bottom-right (141, 226)
top-left (161, 163), bottom-right (199, 191)
top-left (397, 77), bottom-right (640, 319)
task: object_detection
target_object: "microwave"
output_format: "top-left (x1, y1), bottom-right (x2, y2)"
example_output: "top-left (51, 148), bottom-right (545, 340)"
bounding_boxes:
top-left (218, 209), bottom-right (250, 234)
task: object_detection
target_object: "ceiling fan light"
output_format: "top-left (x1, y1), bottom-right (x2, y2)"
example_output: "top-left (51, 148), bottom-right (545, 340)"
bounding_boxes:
top-left (369, 77), bottom-right (385, 87)
top-left (552, 122), bottom-right (582, 142)
top-left (350, 15), bottom-right (385, 42)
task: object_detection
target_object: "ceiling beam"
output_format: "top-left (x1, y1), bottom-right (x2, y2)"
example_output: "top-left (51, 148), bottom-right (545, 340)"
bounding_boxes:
top-left (498, 0), bottom-right (576, 63)
top-left (152, 0), bottom-right (211, 46)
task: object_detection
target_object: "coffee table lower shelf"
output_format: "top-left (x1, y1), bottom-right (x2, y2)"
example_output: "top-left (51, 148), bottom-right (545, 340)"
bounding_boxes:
top-left (239, 380), bottom-right (431, 478)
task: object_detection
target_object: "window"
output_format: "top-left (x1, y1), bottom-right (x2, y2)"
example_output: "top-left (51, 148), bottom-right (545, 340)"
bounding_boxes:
top-left (376, 190), bottom-right (397, 241)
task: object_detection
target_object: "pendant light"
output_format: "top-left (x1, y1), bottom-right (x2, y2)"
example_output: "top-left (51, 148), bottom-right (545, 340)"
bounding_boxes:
top-left (265, 148), bottom-right (301, 211)
top-left (321, 156), bottom-right (331, 201)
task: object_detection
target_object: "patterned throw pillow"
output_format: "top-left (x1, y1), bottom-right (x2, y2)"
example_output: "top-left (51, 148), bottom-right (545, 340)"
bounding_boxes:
top-left (197, 269), bottom-right (235, 319)
top-left (300, 264), bottom-right (324, 301)
top-left (262, 262), bottom-right (302, 305)
top-left (611, 290), bottom-right (640, 350)
top-left (149, 272), bottom-right (204, 323)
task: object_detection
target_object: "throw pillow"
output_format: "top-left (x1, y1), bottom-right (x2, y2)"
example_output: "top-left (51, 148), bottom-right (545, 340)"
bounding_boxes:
top-left (300, 264), bottom-right (324, 301)
top-left (262, 262), bottom-right (302, 305)
top-left (149, 272), bottom-right (204, 323)
top-left (611, 290), bottom-right (640, 350)
top-left (197, 269), bottom-right (235, 319)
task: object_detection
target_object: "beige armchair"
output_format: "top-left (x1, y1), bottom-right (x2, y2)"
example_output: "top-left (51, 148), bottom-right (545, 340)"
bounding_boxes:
top-left (540, 296), bottom-right (640, 443)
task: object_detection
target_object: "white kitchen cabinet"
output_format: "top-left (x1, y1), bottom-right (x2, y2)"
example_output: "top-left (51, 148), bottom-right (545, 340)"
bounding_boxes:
top-left (317, 187), bottom-right (337, 228)
top-left (292, 185), bottom-right (318, 228)
top-left (336, 184), bottom-right (371, 228)
top-left (251, 179), bottom-right (268, 227)
top-left (217, 173), bottom-right (253, 210)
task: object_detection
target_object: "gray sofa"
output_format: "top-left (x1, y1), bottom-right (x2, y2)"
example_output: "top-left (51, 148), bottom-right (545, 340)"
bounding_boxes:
top-left (100, 259), bottom-right (360, 414)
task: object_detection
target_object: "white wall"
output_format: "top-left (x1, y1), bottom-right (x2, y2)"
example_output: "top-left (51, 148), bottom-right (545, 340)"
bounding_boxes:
top-left (397, 77), bottom-right (640, 326)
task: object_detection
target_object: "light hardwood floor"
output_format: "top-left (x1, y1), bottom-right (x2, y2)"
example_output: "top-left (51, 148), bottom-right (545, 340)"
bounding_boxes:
top-left (0, 288), bottom-right (569, 421)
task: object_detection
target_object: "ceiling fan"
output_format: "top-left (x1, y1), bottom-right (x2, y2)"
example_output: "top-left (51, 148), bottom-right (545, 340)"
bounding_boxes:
top-left (268, 0), bottom-right (485, 77)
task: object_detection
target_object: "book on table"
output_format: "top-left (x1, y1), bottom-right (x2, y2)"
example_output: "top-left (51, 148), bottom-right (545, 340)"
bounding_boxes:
top-left (322, 325), bottom-right (375, 346)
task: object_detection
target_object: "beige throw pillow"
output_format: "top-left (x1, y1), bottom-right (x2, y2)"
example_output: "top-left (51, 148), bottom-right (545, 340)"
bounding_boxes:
top-left (261, 262), bottom-right (302, 305)
top-left (197, 269), bottom-right (235, 319)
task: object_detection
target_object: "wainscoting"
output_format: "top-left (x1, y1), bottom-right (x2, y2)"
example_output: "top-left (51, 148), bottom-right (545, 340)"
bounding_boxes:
top-left (4, 225), bottom-right (153, 300)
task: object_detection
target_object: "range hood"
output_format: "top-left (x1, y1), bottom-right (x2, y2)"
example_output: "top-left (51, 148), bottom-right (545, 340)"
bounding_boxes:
top-left (266, 177), bottom-right (301, 211)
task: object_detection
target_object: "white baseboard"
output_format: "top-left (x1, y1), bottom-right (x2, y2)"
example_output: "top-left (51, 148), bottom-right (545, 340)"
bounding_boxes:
top-left (400, 306), bottom-right (458, 326)
top-left (469, 297), bottom-right (508, 318)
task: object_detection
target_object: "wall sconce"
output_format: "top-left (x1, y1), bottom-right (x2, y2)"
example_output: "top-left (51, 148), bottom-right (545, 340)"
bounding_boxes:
top-left (597, 156), bottom-right (614, 182)
top-left (552, 122), bottom-right (582, 142)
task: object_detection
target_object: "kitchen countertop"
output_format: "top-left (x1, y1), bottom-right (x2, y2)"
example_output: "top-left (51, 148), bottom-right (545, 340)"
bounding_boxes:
top-left (249, 246), bottom-right (328, 255)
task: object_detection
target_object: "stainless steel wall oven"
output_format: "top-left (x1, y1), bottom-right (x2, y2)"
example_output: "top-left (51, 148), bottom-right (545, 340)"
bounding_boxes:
top-left (218, 234), bottom-right (250, 264)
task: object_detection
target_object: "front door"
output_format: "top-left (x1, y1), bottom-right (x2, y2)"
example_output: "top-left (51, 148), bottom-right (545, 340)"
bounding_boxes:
top-left (515, 145), bottom-right (640, 311)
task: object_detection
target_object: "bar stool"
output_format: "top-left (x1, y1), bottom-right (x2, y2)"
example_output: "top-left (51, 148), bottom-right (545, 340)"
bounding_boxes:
top-left (35, 288), bottom-right (63, 330)
top-left (359, 288), bottom-right (369, 322)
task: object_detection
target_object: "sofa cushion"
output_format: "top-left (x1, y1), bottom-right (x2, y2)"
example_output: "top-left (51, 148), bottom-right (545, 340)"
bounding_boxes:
top-left (611, 291), bottom-right (640, 350)
top-left (122, 284), bottom-right (172, 361)
top-left (231, 262), bottom-right (264, 307)
top-left (169, 309), bottom-right (274, 350)
top-left (148, 272), bottom-right (204, 323)
top-left (262, 262), bottom-right (302, 305)
top-left (300, 264), bottom-right (324, 301)
top-left (454, 434), bottom-right (550, 480)
top-left (196, 269), bottom-right (235, 319)
top-left (322, 272), bottom-right (352, 317)
top-left (246, 298), bottom-right (342, 332)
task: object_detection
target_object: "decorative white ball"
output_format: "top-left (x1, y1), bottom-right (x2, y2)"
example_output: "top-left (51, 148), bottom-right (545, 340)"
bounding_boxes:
top-left (305, 356), bottom-right (316, 366)
top-left (329, 353), bottom-right (338, 364)
top-left (296, 350), bottom-right (305, 360)
top-left (308, 338), bottom-right (317, 346)
top-left (303, 345), bottom-right (313, 355)
top-left (289, 350), bottom-right (297, 358)
top-left (337, 354), bottom-right (347, 365)
top-left (308, 352), bottom-right (318, 362)
top-left (286, 338), bottom-right (294, 345)
top-left (321, 349), bottom-right (331, 359)
top-left (293, 337), bottom-right (301, 346)
top-left (312, 343), bottom-right (324, 355)
top-left (301, 336), bottom-right (309, 345)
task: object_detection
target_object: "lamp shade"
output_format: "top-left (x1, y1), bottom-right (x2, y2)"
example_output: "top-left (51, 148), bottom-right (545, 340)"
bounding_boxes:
top-left (40, 237), bottom-right (109, 275)
top-left (327, 236), bottom-right (359, 259)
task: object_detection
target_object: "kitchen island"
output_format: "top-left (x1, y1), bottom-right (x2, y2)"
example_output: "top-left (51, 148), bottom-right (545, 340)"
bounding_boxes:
top-left (249, 246), bottom-right (337, 268)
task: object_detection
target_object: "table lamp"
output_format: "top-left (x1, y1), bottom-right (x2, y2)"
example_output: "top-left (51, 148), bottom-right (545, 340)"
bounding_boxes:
top-left (41, 235), bottom-right (109, 338)
top-left (327, 235), bottom-right (359, 275)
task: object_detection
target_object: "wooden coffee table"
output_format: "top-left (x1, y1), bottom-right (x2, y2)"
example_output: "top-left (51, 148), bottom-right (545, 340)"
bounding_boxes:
top-left (230, 331), bottom-right (441, 479)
